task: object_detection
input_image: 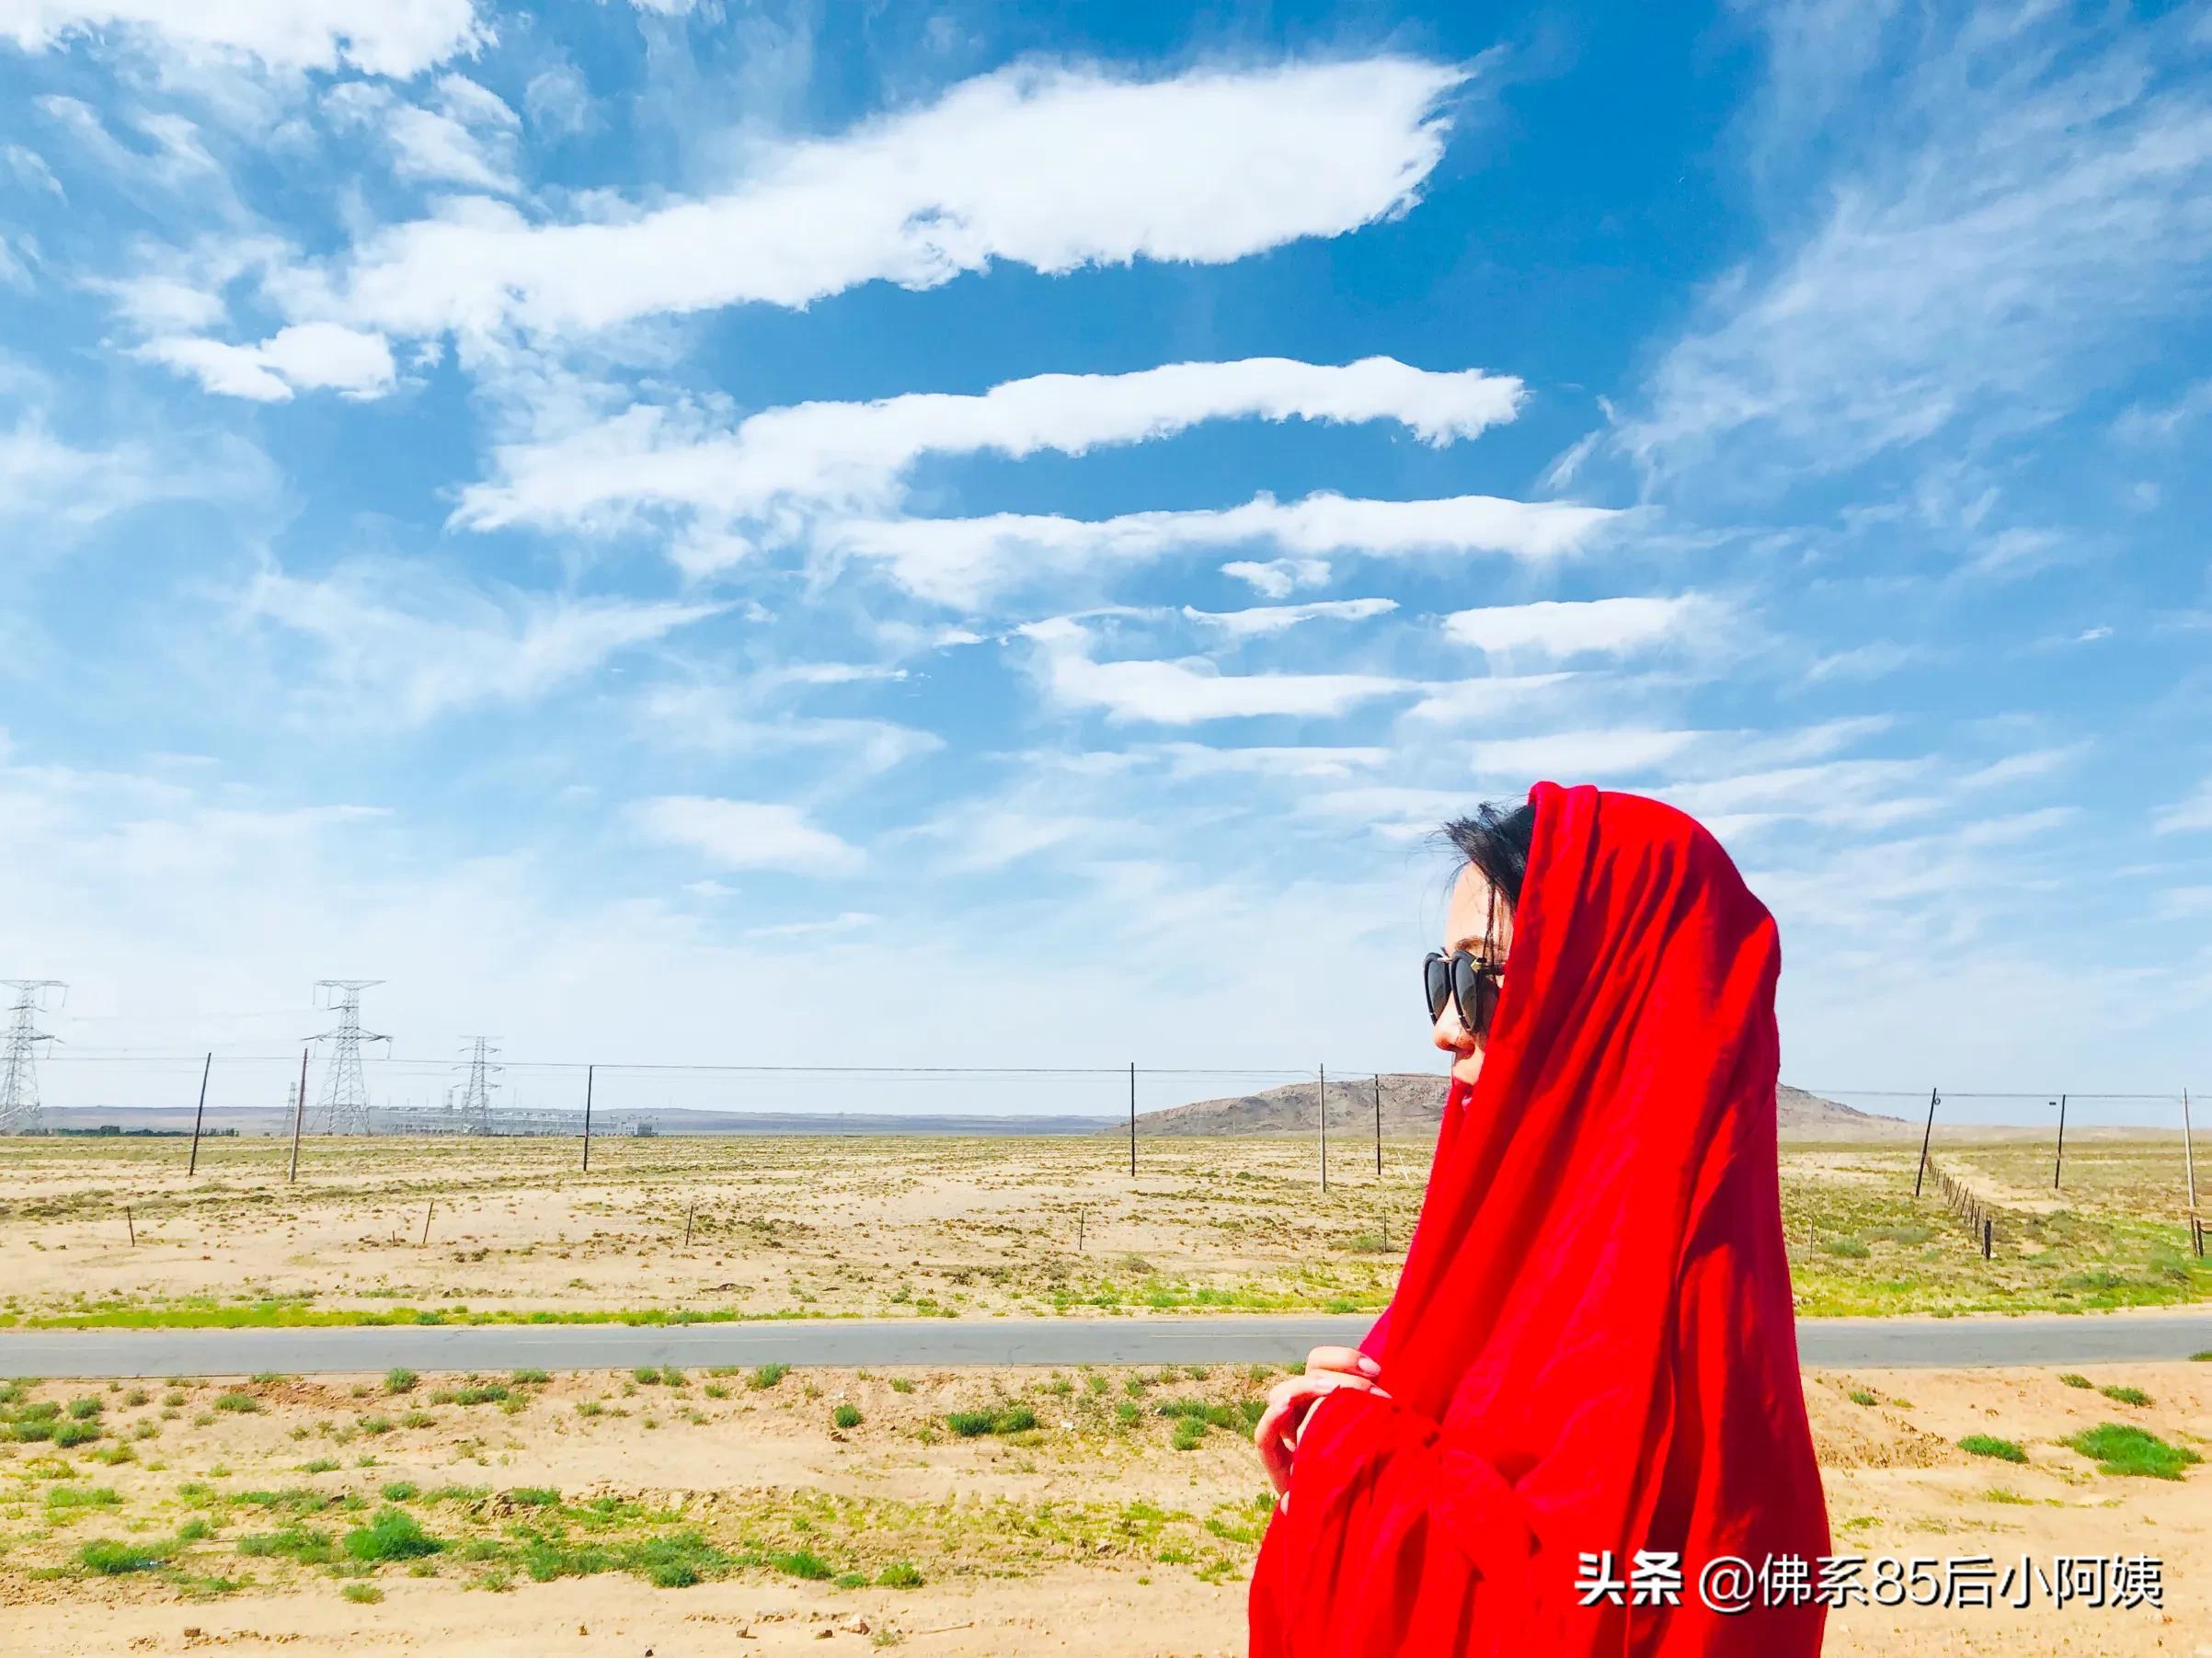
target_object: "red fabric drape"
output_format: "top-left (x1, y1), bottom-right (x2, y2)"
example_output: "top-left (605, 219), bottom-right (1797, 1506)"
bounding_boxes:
top-left (1248, 782), bottom-right (1828, 1655)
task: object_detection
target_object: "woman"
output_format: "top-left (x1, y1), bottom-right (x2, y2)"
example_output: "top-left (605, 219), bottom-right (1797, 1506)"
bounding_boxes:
top-left (1247, 781), bottom-right (1828, 1655)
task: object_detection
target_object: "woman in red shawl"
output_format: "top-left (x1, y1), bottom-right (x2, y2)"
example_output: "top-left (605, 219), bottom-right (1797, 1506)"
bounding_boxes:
top-left (1248, 781), bottom-right (1828, 1655)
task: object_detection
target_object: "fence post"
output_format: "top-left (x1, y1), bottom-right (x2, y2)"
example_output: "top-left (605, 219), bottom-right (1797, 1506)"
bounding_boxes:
top-left (2052, 1093), bottom-right (2066, 1192)
top-left (125, 1205), bottom-right (135, 1247)
top-left (420, 1202), bottom-right (433, 1246)
top-left (1982, 1217), bottom-right (1992, 1260)
top-left (288, 1046), bottom-right (308, 1183)
top-left (1913, 1086), bottom-right (1938, 1197)
top-left (2183, 1089), bottom-right (2200, 1257)
top-left (188, 1052), bottom-right (212, 1177)
top-left (1317, 1063), bottom-right (1327, 1193)
top-left (683, 1202), bottom-right (694, 1246)
top-left (581, 1063), bottom-right (594, 1172)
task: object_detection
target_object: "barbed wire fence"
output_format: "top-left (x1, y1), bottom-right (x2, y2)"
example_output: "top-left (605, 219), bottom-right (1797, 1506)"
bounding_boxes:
top-left (13, 1055), bottom-right (2210, 1261)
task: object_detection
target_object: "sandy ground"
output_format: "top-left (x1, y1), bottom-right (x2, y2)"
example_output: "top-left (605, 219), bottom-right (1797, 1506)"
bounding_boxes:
top-left (2, 1132), bottom-right (2205, 1326)
top-left (2, 1358), bottom-right (2205, 1656)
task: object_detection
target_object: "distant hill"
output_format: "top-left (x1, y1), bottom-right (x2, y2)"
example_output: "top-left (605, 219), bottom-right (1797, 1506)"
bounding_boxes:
top-left (1115, 1076), bottom-right (1915, 1139)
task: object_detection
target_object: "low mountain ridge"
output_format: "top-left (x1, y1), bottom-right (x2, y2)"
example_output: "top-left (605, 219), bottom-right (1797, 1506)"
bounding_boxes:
top-left (1115, 1075), bottom-right (1910, 1138)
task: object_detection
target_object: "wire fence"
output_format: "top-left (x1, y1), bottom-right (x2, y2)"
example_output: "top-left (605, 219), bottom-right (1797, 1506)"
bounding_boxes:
top-left (3, 1058), bottom-right (2205, 1265)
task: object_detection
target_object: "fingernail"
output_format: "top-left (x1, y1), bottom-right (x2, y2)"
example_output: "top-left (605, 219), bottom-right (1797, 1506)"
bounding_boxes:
top-left (1358, 1356), bottom-right (1381, 1376)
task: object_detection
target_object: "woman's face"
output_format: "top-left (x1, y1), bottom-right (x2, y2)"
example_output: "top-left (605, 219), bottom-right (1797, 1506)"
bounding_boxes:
top-left (1433, 863), bottom-right (1515, 1088)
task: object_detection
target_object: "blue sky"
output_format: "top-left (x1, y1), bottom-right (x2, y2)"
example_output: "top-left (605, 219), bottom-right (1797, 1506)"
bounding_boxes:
top-left (2, 1), bottom-right (2209, 1123)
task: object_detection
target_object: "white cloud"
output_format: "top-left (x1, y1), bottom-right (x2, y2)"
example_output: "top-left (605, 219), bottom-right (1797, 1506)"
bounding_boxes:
top-left (1148, 742), bottom-right (1388, 780)
top-left (523, 63), bottom-right (594, 138)
top-left (1401, 673), bottom-right (1577, 726)
top-left (0, 417), bottom-right (238, 532)
top-left (0, 0), bottom-right (489, 76)
top-left (2153, 778), bottom-right (2212, 836)
top-left (276, 57), bottom-right (1472, 337)
top-left (1440, 594), bottom-right (1719, 659)
top-left (1221, 557), bottom-right (1331, 598)
top-left (4, 143), bottom-right (63, 198)
top-left (238, 561), bottom-right (722, 726)
top-left (2115, 379), bottom-right (2212, 443)
top-left (1181, 598), bottom-right (1396, 638)
top-left (453, 356), bottom-right (1525, 533)
top-left (327, 74), bottom-right (521, 195)
top-left (1469, 727), bottom-right (1702, 780)
top-left (1020, 616), bottom-right (1408, 726)
top-left (629, 795), bottom-right (862, 875)
top-left (635, 680), bottom-right (939, 778)
top-left (141, 323), bottom-right (396, 402)
top-left (1622, 6), bottom-right (2212, 482)
top-left (832, 491), bottom-right (1619, 610)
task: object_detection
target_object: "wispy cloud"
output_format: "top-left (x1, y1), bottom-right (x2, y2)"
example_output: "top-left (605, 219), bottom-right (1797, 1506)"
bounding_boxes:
top-left (272, 58), bottom-right (1473, 339)
top-left (1440, 594), bottom-right (1723, 661)
top-left (1181, 598), bottom-right (1397, 639)
top-left (832, 492), bottom-right (1618, 610)
top-left (0, 1), bottom-right (488, 75)
top-left (2153, 778), bottom-right (2212, 836)
top-left (1622, 6), bottom-right (2212, 485)
top-left (629, 795), bottom-right (863, 875)
top-left (454, 355), bottom-right (1525, 529)
top-left (237, 561), bottom-right (721, 726)
top-left (1020, 616), bottom-right (1409, 725)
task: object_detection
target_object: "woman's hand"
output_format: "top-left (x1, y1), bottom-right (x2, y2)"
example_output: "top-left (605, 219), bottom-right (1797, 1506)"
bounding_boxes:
top-left (1254, 1346), bottom-right (1391, 1501)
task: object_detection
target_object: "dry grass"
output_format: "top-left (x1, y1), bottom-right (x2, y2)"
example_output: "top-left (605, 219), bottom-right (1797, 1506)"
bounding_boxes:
top-left (0, 1131), bottom-right (2206, 1328)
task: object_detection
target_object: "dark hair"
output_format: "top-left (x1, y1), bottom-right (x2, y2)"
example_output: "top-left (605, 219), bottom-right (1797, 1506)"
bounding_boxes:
top-left (1438, 800), bottom-right (1536, 910)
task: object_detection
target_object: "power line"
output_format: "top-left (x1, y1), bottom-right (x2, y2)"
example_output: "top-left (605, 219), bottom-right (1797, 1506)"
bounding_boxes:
top-left (308, 980), bottom-right (388, 1135)
top-left (0, 979), bottom-right (66, 1135)
top-left (453, 1036), bottom-right (501, 1134)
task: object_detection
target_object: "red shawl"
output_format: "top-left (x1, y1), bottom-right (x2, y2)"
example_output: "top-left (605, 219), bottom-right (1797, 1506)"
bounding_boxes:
top-left (1248, 782), bottom-right (1828, 1655)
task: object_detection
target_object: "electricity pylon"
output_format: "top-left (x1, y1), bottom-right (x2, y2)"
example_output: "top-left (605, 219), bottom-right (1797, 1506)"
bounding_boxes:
top-left (309, 980), bottom-right (388, 1135)
top-left (0, 980), bottom-right (65, 1135)
top-left (453, 1037), bottom-right (501, 1134)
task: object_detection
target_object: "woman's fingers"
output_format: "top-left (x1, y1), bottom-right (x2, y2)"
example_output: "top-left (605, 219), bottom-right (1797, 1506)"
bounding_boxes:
top-left (1302, 1344), bottom-right (1382, 1379)
top-left (1252, 1372), bottom-right (1393, 1493)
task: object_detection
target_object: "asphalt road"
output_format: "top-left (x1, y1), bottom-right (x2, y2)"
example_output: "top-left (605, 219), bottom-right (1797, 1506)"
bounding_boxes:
top-left (1, 1311), bottom-right (2207, 1379)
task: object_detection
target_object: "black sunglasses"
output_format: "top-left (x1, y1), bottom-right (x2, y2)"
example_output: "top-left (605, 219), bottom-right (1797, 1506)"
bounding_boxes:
top-left (1423, 948), bottom-right (1504, 1038)
top-left (1423, 882), bottom-right (1506, 1037)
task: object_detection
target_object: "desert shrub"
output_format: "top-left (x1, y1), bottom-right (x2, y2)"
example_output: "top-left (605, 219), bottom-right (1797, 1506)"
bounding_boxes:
top-left (2067, 1424), bottom-right (2203, 1481)
top-left (1958, 1435), bottom-right (2028, 1464)
top-left (79, 1538), bottom-right (174, 1575)
top-left (749, 1363), bottom-right (788, 1390)
top-left (772, 1548), bottom-right (833, 1581)
top-left (384, 1368), bottom-right (418, 1395)
top-left (831, 1403), bottom-right (862, 1430)
top-left (877, 1561), bottom-right (923, 1588)
top-left (2099, 1385), bottom-right (2150, 1407)
top-left (343, 1507), bottom-right (443, 1562)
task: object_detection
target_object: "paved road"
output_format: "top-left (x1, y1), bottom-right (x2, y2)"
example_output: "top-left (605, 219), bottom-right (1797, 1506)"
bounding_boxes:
top-left (2, 1311), bottom-right (2206, 1379)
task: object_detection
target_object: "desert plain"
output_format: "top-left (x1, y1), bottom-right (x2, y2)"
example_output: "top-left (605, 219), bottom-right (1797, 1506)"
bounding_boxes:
top-left (1, 1126), bottom-right (2207, 1655)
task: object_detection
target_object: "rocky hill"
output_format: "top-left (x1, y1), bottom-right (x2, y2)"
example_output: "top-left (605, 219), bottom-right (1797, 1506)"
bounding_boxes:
top-left (1117, 1075), bottom-right (1910, 1138)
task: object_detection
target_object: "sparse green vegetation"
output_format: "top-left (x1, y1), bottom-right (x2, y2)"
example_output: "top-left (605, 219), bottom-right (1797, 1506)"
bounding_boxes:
top-left (2067, 1424), bottom-right (2204, 1481)
top-left (1958, 1435), bottom-right (2029, 1464)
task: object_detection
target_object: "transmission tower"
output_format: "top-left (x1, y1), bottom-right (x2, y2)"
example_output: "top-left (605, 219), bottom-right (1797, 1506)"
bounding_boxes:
top-left (453, 1037), bottom-right (502, 1134)
top-left (309, 980), bottom-right (388, 1135)
top-left (0, 980), bottom-right (65, 1135)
